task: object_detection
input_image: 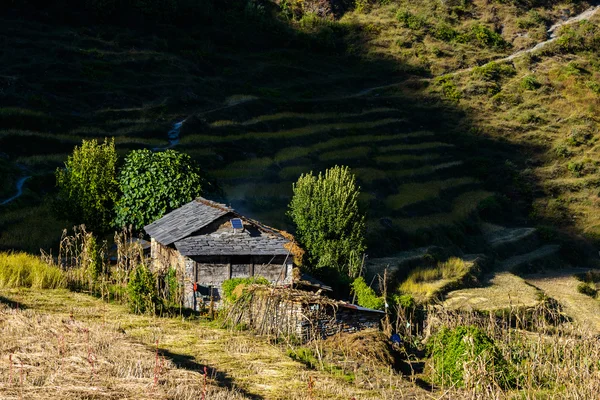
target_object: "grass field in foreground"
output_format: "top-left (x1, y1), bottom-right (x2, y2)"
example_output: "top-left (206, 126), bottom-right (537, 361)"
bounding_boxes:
top-left (0, 288), bottom-right (426, 400)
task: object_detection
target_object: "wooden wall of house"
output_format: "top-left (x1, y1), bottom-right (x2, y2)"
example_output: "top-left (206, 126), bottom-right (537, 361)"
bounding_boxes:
top-left (184, 255), bottom-right (294, 310)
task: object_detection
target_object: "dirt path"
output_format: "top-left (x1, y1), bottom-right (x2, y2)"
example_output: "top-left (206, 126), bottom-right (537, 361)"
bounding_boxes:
top-left (525, 268), bottom-right (600, 333)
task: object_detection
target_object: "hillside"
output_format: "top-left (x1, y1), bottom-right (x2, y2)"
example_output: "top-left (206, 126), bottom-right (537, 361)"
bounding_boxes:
top-left (1, 1), bottom-right (599, 288)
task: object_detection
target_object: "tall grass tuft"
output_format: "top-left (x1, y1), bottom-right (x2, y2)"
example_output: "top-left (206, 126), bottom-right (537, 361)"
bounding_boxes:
top-left (0, 251), bottom-right (66, 289)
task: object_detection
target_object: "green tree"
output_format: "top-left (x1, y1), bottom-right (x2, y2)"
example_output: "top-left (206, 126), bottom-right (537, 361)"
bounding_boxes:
top-left (55, 138), bottom-right (118, 232)
top-left (287, 165), bottom-right (366, 275)
top-left (114, 149), bottom-right (203, 230)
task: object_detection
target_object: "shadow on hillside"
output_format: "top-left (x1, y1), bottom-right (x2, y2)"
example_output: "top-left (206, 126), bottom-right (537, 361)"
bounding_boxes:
top-left (0, 0), bottom-right (556, 262)
top-left (157, 347), bottom-right (264, 400)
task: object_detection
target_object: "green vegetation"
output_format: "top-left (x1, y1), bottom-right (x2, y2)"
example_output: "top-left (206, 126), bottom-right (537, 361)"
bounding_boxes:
top-left (428, 325), bottom-right (514, 389)
top-left (55, 138), bottom-right (118, 232)
top-left (127, 264), bottom-right (161, 314)
top-left (114, 149), bottom-right (203, 231)
top-left (0, 251), bottom-right (66, 289)
top-left (288, 166), bottom-right (366, 275)
top-left (221, 276), bottom-right (270, 303)
top-left (350, 276), bottom-right (384, 310)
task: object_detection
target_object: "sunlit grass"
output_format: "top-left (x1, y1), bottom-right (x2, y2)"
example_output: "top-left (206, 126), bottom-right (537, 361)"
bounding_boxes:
top-left (0, 251), bottom-right (66, 289)
top-left (399, 257), bottom-right (472, 302)
top-left (274, 146), bottom-right (313, 163)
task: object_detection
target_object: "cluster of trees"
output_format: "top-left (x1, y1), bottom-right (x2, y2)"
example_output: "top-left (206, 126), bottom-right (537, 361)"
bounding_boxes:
top-left (58, 139), bottom-right (373, 305)
top-left (56, 138), bottom-right (203, 233)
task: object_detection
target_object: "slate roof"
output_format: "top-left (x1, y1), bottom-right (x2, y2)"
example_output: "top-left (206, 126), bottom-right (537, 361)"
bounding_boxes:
top-left (144, 198), bottom-right (232, 245)
top-left (174, 229), bottom-right (290, 257)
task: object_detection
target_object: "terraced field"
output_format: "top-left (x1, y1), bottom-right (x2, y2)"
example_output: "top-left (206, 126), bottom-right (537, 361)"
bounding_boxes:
top-left (177, 95), bottom-right (493, 253)
top-left (0, 12), bottom-right (500, 254)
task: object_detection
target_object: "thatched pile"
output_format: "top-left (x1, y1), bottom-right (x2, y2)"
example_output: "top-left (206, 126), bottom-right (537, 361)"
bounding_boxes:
top-left (225, 285), bottom-right (341, 340)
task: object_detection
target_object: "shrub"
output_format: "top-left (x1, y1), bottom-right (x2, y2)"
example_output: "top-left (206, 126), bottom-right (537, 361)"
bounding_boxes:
top-left (577, 282), bottom-right (598, 298)
top-left (567, 127), bottom-right (593, 147)
top-left (351, 277), bottom-right (385, 310)
top-left (521, 75), bottom-right (541, 90)
top-left (586, 80), bottom-right (600, 94)
top-left (428, 325), bottom-right (514, 389)
top-left (433, 23), bottom-right (458, 42)
top-left (222, 276), bottom-right (270, 303)
top-left (458, 24), bottom-right (508, 49)
top-left (0, 252), bottom-right (66, 289)
top-left (127, 264), bottom-right (161, 314)
top-left (436, 75), bottom-right (461, 101)
top-left (396, 9), bottom-right (428, 30)
top-left (473, 62), bottom-right (516, 82)
top-left (567, 161), bottom-right (585, 177)
top-left (55, 138), bottom-right (118, 233)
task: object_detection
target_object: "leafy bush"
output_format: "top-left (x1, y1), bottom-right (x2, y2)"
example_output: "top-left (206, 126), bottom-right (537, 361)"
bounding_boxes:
top-left (222, 276), bottom-right (270, 303)
top-left (288, 165), bottom-right (366, 275)
top-left (428, 325), bottom-right (514, 388)
top-left (521, 75), bottom-right (541, 90)
top-left (396, 10), bottom-right (428, 30)
top-left (114, 149), bottom-right (203, 231)
top-left (586, 80), bottom-right (600, 95)
top-left (55, 138), bottom-right (118, 232)
top-left (127, 264), bottom-right (161, 314)
top-left (473, 62), bottom-right (516, 82)
top-left (0, 252), bottom-right (66, 289)
top-left (577, 282), bottom-right (597, 298)
top-left (436, 75), bottom-right (461, 101)
top-left (351, 277), bottom-right (384, 310)
top-left (458, 24), bottom-right (508, 49)
top-left (433, 23), bottom-right (458, 42)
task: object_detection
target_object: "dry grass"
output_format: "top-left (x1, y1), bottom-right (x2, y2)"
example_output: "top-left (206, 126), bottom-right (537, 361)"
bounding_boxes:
top-left (0, 288), bottom-right (429, 400)
top-left (399, 257), bottom-right (475, 303)
top-left (0, 303), bottom-right (247, 400)
top-left (443, 271), bottom-right (541, 312)
top-left (426, 305), bottom-right (600, 398)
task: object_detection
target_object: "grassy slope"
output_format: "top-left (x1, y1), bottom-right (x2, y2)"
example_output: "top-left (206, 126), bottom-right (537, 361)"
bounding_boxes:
top-left (2, 0), bottom-right (600, 262)
top-left (0, 288), bottom-right (427, 399)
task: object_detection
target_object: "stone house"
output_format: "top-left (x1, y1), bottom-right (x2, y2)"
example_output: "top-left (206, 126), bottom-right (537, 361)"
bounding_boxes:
top-left (144, 197), bottom-right (294, 310)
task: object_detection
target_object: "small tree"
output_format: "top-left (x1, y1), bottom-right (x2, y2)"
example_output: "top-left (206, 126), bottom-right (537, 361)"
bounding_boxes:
top-left (56, 138), bottom-right (118, 232)
top-left (287, 165), bottom-right (366, 276)
top-left (114, 149), bottom-right (203, 231)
